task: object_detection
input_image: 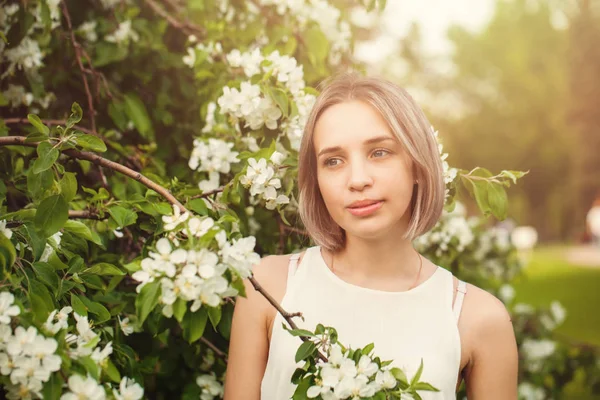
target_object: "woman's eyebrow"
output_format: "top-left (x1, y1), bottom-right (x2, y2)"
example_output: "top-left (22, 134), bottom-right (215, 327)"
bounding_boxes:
top-left (317, 135), bottom-right (396, 158)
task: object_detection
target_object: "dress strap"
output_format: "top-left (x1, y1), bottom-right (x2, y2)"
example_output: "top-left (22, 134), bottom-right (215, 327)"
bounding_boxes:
top-left (286, 253), bottom-right (301, 289)
top-left (453, 280), bottom-right (468, 322)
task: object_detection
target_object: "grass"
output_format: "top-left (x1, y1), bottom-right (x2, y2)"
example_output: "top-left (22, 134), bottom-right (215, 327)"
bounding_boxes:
top-left (511, 245), bottom-right (600, 347)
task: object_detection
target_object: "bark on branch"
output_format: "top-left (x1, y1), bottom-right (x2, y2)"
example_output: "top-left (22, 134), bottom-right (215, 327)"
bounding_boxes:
top-left (0, 136), bottom-right (186, 213)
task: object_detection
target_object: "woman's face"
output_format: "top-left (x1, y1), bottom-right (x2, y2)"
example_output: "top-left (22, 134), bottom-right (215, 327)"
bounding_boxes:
top-left (313, 100), bottom-right (415, 241)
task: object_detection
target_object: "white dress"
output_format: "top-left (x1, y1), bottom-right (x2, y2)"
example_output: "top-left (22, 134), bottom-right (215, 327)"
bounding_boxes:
top-left (260, 245), bottom-right (467, 400)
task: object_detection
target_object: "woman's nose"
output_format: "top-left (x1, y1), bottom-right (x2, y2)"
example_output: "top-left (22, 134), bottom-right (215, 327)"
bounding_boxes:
top-left (347, 157), bottom-right (373, 191)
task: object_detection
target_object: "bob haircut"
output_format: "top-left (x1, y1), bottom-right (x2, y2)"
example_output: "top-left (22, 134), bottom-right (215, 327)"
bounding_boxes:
top-left (297, 72), bottom-right (446, 252)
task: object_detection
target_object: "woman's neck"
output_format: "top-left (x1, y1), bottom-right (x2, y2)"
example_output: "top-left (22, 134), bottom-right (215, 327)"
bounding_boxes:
top-left (324, 235), bottom-right (422, 283)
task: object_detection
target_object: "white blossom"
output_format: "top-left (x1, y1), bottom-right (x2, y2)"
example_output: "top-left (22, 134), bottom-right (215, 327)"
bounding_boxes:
top-left (105, 20), bottom-right (139, 45)
top-left (77, 21), bottom-right (98, 42)
top-left (511, 226), bottom-right (538, 250)
top-left (3, 38), bottom-right (43, 76)
top-left (118, 316), bottom-right (134, 336)
top-left (0, 292), bottom-right (20, 324)
top-left (518, 382), bottom-right (545, 400)
top-left (162, 204), bottom-right (190, 231)
top-left (196, 373), bottom-right (224, 400)
top-left (43, 306), bottom-right (72, 334)
top-left (113, 377), bottom-right (144, 400)
top-left (60, 374), bottom-right (106, 400)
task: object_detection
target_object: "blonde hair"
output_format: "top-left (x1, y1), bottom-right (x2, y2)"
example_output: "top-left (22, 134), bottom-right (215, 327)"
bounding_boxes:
top-left (297, 72), bottom-right (445, 252)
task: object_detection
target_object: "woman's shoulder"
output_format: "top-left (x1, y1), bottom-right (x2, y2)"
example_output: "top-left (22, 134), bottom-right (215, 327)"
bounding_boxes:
top-left (250, 248), bottom-right (310, 299)
top-left (459, 280), bottom-right (515, 353)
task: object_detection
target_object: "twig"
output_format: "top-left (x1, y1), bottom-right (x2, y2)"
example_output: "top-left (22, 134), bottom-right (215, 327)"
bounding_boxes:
top-left (248, 275), bottom-right (328, 362)
top-left (190, 188), bottom-right (224, 200)
top-left (200, 337), bottom-right (228, 362)
top-left (68, 210), bottom-right (102, 219)
top-left (0, 136), bottom-right (187, 213)
top-left (4, 118), bottom-right (95, 136)
top-left (143, 0), bottom-right (205, 37)
top-left (61, 1), bottom-right (97, 135)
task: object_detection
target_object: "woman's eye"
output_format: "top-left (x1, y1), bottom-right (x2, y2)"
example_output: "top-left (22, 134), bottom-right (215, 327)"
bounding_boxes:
top-left (324, 158), bottom-right (339, 167)
top-left (373, 149), bottom-right (389, 157)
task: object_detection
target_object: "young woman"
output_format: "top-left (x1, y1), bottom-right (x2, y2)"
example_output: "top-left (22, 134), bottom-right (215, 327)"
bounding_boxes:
top-left (224, 73), bottom-right (518, 399)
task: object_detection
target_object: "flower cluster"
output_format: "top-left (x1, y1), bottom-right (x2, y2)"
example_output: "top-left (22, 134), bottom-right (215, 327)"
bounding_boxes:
top-left (183, 36), bottom-right (224, 67)
top-left (288, 325), bottom-right (437, 400)
top-left (413, 202), bottom-right (475, 258)
top-left (307, 344), bottom-right (397, 399)
top-left (0, 292), bottom-right (61, 399)
top-left (240, 153), bottom-right (290, 210)
top-left (219, 48), bottom-right (316, 149)
top-left (432, 127), bottom-right (459, 201)
top-left (131, 227), bottom-right (260, 317)
top-left (256, 0), bottom-right (351, 65)
top-left (188, 138), bottom-right (241, 193)
top-left (218, 81), bottom-right (282, 131)
top-left (196, 373), bottom-right (224, 400)
top-left (105, 20), bottom-right (139, 45)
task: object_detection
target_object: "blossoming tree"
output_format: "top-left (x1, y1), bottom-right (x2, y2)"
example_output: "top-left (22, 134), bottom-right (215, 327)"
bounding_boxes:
top-left (0, 0), bottom-right (598, 399)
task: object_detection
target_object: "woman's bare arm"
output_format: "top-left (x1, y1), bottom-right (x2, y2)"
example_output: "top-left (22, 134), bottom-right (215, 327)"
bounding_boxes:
top-left (223, 255), bottom-right (282, 400)
top-left (463, 286), bottom-right (519, 399)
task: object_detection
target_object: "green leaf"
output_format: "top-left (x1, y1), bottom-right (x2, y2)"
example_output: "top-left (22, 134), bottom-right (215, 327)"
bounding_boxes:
top-left (32, 262), bottom-right (60, 293)
top-left (183, 307), bottom-right (208, 344)
top-left (42, 370), bottom-right (63, 400)
top-left (27, 168), bottom-right (53, 199)
top-left (410, 358), bottom-right (424, 387)
top-left (78, 356), bottom-right (100, 380)
top-left (25, 131), bottom-right (49, 143)
top-left (103, 359), bottom-right (122, 383)
top-left (71, 293), bottom-right (88, 316)
top-left (188, 198), bottom-right (208, 215)
top-left (283, 327), bottom-right (316, 338)
top-left (75, 134), bottom-right (107, 153)
top-left (63, 220), bottom-right (103, 246)
top-left (59, 172), bottom-right (78, 202)
top-left (264, 86), bottom-right (289, 118)
top-left (361, 342), bottom-right (375, 355)
top-left (82, 262), bottom-right (125, 276)
top-left (27, 114), bottom-right (49, 135)
top-left (391, 367), bottom-right (408, 384)
top-left (33, 142), bottom-right (59, 174)
top-left (67, 255), bottom-right (85, 274)
top-left (34, 195), bottom-right (68, 238)
top-left (295, 340), bottom-right (317, 363)
top-left (413, 382), bottom-right (440, 392)
top-left (487, 183), bottom-right (508, 220)
top-left (24, 224), bottom-right (47, 261)
top-left (107, 205), bottom-right (138, 228)
top-left (207, 306), bottom-right (221, 329)
top-left (172, 297), bottom-right (187, 323)
top-left (304, 26), bottom-right (329, 65)
top-left (123, 93), bottom-right (154, 139)
top-left (67, 103), bottom-right (83, 128)
top-left (29, 291), bottom-right (51, 323)
top-left (0, 233), bottom-right (16, 274)
top-left (78, 295), bottom-right (111, 323)
top-left (135, 281), bottom-right (161, 325)
top-left (291, 376), bottom-right (312, 400)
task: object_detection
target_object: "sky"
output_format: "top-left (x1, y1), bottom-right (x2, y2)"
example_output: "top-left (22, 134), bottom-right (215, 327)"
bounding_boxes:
top-left (354, 0), bottom-right (496, 64)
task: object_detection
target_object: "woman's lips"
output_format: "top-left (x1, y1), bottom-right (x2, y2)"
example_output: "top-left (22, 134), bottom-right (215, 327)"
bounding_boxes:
top-left (347, 201), bottom-right (384, 217)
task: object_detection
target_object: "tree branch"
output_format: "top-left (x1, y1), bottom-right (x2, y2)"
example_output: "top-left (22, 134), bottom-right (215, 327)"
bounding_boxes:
top-left (248, 275), bottom-right (328, 362)
top-left (199, 337), bottom-right (228, 362)
top-left (4, 118), bottom-right (95, 136)
top-left (61, 1), bottom-right (97, 135)
top-left (0, 136), bottom-right (186, 213)
top-left (190, 188), bottom-right (224, 200)
top-left (143, 0), bottom-right (205, 37)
